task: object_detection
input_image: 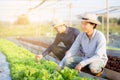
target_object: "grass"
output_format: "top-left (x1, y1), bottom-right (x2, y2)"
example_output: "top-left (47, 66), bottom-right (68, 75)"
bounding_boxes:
top-left (96, 24), bottom-right (120, 36)
top-left (0, 22), bottom-right (120, 47)
top-left (0, 22), bottom-right (120, 37)
top-left (107, 46), bottom-right (120, 51)
top-left (0, 23), bottom-right (57, 37)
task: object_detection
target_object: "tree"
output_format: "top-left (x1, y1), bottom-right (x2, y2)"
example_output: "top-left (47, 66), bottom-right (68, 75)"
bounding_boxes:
top-left (14, 14), bottom-right (30, 25)
top-left (109, 18), bottom-right (118, 23)
top-left (117, 18), bottom-right (120, 25)
top-left (98, 16), bottom-right (102, 23)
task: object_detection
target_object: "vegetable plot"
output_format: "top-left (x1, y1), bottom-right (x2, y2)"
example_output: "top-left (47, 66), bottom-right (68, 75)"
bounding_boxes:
top-left (0, 39), bottom-right (94, 80)
top-left (106, 55), bottom-right (120, 72)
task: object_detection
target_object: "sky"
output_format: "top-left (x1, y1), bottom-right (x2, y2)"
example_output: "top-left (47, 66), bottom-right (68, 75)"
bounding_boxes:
top-left (0, 0), bottom-right (120, 23)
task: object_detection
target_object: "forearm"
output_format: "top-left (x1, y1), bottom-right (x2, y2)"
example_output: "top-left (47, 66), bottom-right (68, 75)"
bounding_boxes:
top-left (59, 57), bottom-right (66, 67)
top-left (42, 47), bottom-right (51, 57)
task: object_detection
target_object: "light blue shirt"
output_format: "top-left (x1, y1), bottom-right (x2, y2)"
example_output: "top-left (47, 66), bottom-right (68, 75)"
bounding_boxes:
top-left (59, 29), bottom-right (108, 67)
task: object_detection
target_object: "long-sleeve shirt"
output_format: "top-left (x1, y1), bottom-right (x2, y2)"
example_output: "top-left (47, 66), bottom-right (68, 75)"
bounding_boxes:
top-left (59, 29), bottom-right (108, 67)
top-left (42, 27), bottom-right (80, 57)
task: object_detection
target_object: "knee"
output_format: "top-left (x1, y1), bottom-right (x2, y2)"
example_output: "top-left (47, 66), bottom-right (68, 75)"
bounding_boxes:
top-left (89, 64), bottom-right (102, 74)
top-left (65, 57), bottom-right (73, 65)
top-left (64, 57), bottom-right (75, 68)
top-left (89, 67), bottom-right (99, 73)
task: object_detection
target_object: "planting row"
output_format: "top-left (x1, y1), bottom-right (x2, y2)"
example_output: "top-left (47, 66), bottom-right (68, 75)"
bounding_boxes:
top-left (0, 39), bottom-right (94, 80)
top-left (106, 55), bottom-right (120, 72)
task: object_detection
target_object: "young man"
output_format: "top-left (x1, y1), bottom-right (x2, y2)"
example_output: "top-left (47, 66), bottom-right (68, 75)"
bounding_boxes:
top-left (59, 13), bottom-right (108, 76)
top-left (36, 19), bottom-right (80, 61)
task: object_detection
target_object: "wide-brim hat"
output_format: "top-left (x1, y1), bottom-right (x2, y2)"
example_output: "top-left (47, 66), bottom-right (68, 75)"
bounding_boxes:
top-left (81, 13), bottom-right (101, 25)
top-left (52, 19), bottom-right (66, 28)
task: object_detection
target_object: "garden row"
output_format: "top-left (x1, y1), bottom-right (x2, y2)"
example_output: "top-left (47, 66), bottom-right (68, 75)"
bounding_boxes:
top-left (0, 39), bottom-right (94, 80)
top-left (106, 55), bottom-right (120, 72)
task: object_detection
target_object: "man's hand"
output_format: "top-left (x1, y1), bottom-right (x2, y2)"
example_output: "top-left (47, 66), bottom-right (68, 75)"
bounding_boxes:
top-left (35, 54), bottom-right (43, 64)
top-left (75, 63), bottom-right (82, 73)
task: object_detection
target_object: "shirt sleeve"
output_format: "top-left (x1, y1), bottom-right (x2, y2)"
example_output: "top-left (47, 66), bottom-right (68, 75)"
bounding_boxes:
top-left (42, 34), bottom-right (60, 57)
top-left (80, 33), bottom-right (106, 67)
top-left (59, 33), bottom-right (82, 67)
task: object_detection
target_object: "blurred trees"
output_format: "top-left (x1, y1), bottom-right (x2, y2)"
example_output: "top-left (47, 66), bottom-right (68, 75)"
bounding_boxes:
top-left (98, 16), bottom-right (120, 26)
top-left (109, 18), bottom-right (118, 26)
top-left (98, 16), bottom-right (102, 22)
top-left (117, 18), bottom-right (120, 25)
top-left (110, 18), bottom-right (118, 23)
top-left (14, 14), bottom-right (30, 25)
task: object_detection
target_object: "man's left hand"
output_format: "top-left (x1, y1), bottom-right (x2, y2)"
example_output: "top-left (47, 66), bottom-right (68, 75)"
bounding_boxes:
top-left (75, 63), bottom-right (82, 73)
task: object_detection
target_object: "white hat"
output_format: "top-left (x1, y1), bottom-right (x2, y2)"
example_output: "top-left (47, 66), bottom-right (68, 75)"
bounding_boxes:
top-left (81, 13), bottom-right (101, 25)
top-left (52, 19), bottom-right (66, 28)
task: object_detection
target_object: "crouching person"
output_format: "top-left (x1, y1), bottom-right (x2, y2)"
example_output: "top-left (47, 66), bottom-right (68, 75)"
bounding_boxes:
top-left (58, 13), bottom-right (108, 76)
top-left (35, 19), bottom-right (80, 62)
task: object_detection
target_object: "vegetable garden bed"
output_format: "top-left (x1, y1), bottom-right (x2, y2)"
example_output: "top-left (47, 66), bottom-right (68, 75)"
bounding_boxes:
top-left (0, 39), bottom-right (94, 80)
top-left (103, 50), bottom-right (120, 80)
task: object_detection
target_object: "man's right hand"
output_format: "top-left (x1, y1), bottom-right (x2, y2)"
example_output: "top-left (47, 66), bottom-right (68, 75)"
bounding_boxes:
top-left (35, 54), bottom-right (43, 64)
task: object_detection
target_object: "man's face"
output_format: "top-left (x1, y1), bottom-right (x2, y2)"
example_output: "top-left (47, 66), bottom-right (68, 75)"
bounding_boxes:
top-left (55, 25), bottom-right (66, 34)
top-left (81, 21), bottom-right (94, 33)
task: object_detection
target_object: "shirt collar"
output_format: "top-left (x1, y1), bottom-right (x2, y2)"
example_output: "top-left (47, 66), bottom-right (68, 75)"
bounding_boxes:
top-left (91, 29), bottom-right (96, 39)
top-left (85, 29), bottom-right (96, 40)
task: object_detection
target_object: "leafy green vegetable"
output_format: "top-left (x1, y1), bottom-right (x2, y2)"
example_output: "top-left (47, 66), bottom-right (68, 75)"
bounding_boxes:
top-left (0, 39), bottom-right (94, 80)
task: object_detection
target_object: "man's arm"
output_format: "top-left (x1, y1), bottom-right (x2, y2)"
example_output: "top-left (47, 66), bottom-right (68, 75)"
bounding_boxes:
top-left (59, 33), bottom-right (82, 67)
top-left (42, 34), bottom-right (60, 57)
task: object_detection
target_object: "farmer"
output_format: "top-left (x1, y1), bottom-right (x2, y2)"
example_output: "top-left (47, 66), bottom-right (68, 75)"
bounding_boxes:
top-left (35, 19), bottom-right (80, 61)
top-left (59, 13), bottom-right (108, 76)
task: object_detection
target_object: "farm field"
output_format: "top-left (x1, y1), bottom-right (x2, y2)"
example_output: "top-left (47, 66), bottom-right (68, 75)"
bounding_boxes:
top-left (0, 39), bottom-right (96, 80)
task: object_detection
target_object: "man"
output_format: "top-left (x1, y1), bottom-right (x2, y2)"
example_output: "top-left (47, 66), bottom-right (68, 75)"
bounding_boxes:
top-left (59, 13), bottom-right (108, 76)
top-left (36, 19), bottom-right (80, 61)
